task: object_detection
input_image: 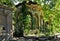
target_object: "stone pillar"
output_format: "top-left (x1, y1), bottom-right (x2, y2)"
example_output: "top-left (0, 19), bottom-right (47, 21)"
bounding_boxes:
top-left (5, 10), bottom-right (12, 41)
top-left (0, 5), bottom-right (13, 41)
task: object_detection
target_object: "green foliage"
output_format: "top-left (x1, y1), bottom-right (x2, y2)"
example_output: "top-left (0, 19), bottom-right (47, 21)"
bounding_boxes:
top-left (42, 0), bottom-right (60, 36)
top-left (0, 0), bottom-right (13, 7)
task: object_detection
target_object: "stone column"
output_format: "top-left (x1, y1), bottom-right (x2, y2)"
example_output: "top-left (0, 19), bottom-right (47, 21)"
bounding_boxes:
top-left (5, 10), bottom-right (12, 41)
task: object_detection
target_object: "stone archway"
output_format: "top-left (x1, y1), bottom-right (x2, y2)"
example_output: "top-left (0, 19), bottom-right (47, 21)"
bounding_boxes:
top-left (14, 2), bottom-right (44, 37)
